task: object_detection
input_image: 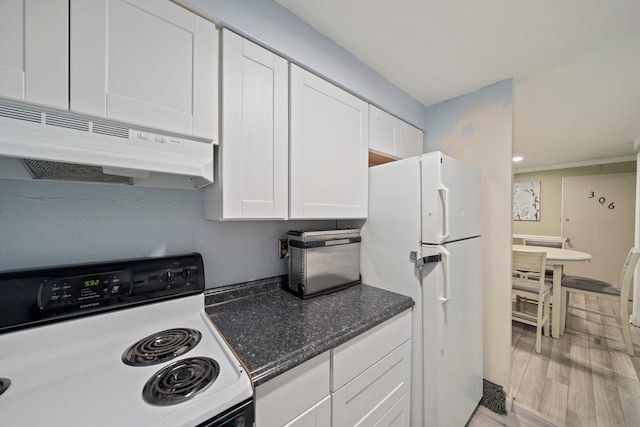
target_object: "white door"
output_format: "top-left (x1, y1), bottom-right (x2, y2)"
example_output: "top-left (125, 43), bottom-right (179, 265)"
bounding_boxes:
top-left (0, 0), bottom-right (68, 110)
top-left (421, 238), bottom-right (483, 427)
top-left (219, 30), bottom-right (288, 219)
top-left (421, 152), bottom-right (482, 244)
top-left (562, 173), bottom-right (636, 283)
top-left (290, 65), bottom-right (369, 219)
top-left (70, 0), bottom-right (217, 140)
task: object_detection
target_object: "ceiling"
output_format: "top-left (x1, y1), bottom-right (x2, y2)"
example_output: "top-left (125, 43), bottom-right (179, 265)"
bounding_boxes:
top-left (276, 0), bottom-right (640, 171)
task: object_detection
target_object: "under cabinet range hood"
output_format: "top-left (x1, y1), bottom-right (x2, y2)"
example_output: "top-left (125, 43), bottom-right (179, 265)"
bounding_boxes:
top-left (0, 100), bottom-right (214, 189)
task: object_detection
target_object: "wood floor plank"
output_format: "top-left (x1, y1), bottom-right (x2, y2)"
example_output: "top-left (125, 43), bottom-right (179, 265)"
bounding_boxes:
top-left (630, 324), bottom-right (640, 346)
top-left (567, 410), bottom-right (597, 427)
top-left (589, 339), bottom-right (614, 371)
top-left (602, 322), bottom-right (625, 344)
top-left (592, 364), bottom-right (625, 427)
top-left (547, 331), bottom-right (572, 386)
top-left (631, 354), bottom-right (640, 380)
top-left (567, 335), bottom-right (596, 422)
top-left (539, 378), bottom-right (568, 425)
top-left (619, 391), bottom-right (640, 427)
top-left (468, 404), bottom-right (561, 427)
top-left (616, 372), bottom-right (640, 397)
top-left (516, 354), bottom-right (550, 412)
top-left (511, 324), bottom-right (536, 398)
top-left (609, 350), bottom-right (639, 380)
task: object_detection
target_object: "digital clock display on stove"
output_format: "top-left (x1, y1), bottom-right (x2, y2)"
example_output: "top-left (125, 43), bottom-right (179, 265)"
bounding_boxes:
top-left (83, 279), bottom-right (101, 287)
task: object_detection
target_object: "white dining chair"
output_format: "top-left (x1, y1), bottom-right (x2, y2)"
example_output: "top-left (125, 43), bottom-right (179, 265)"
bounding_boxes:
top-left (523, 238), bottom-right (565, 279)
top-left (512, 250), bottom-right (551, 353)
top-left (560, 247), bottom-right (640, 355)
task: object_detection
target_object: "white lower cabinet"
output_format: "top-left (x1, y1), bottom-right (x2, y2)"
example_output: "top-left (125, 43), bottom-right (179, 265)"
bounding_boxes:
top-left (284, 395), bottom-right (331, 427)
top-left (255, 351), bottom-right (330, 427)
top-left (255, 311), bottom-right (411, 427)
top-left (331, 311), bottom-right (412, 427)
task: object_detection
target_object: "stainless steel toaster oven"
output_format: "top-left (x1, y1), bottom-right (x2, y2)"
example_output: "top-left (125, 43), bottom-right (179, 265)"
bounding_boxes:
top-left (286, 229), bottom-right (361, 299)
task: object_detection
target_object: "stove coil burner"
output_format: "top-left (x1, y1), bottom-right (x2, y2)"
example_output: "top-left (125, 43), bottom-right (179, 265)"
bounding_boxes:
top-left (142, 357), bottom-right (219, 406)
top-left (0, 378), bottom-right (10, 396)
top-left (122, 328), bottom-right (202, 366)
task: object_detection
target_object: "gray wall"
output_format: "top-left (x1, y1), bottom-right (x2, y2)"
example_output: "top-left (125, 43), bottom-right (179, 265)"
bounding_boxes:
top-left (0, 179), bottom-right (332, 286)
top-left (184, 0), bottom-right (429, 130)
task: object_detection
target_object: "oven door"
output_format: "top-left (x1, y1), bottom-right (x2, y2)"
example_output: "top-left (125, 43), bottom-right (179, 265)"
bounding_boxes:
top-left (195, 398), bottom-right (254, 427)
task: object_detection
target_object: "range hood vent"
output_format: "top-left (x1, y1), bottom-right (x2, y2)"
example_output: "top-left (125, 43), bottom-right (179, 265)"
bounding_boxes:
top-left (23, 159), bottom-right (133, 185)
top-left (0, 100), bottom-right (214, 189)
top-left (0, 102), bottom-right (41, 124)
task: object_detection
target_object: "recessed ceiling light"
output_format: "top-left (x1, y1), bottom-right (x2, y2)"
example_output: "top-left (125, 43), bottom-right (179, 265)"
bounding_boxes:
top-left (512, 156), bottom-right (523, 162)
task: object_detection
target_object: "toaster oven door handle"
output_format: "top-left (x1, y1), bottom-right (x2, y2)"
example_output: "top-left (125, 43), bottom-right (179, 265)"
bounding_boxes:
top-left (288, 237), bottom-right (361, 249)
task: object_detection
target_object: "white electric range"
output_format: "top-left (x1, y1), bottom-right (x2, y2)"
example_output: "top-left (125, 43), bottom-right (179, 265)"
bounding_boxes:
top-left (0, 253), bottom-right (253, 427)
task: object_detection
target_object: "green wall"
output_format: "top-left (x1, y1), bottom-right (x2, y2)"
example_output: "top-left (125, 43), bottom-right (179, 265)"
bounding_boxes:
top-left (513, 161), bottom-right (636, 236)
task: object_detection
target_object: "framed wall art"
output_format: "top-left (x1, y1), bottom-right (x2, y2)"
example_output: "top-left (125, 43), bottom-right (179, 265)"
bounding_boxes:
top-left (513, 181), bottom-right (541, 221)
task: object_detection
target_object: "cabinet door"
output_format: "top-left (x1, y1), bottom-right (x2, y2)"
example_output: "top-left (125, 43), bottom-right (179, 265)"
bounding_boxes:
top-left (220, 29), bottom-right (288, 219)
top-left (283, 396), bottom-right (331, 427)
top-left (70, 0), bottom-right (217, 140)
top-left (332, 341), bottom-right (411, 427)
top-left (0, 0), bottom-right (68, 109)
top-left (396, 121), bottom-right (423, 158)
top-left (290, 65), bottom-right (368, 219)
top-left (374, 392), bottom-right (410, 427)
top-left (255, 352), bottom-right (330, 427)
top-left (369, 105), bottom-right (397, 157)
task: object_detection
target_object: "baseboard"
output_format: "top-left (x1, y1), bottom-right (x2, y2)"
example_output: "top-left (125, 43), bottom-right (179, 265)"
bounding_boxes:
top-left (512, 400), bottom-right (566, 427)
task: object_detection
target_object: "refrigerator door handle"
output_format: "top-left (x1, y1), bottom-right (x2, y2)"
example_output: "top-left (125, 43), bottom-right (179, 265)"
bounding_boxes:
top-left (410, 252), bottom-right (442, 268)
top-left (438, 183), bottom-right (451, 243)
top-left (438, 246), bottom-right (451, 352)
top-left (438, 247), bottom-right (451, 304)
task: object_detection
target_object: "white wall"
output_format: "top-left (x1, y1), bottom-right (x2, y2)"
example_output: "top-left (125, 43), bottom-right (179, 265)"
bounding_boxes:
top-left (425, 80), bottom-right (514, 391)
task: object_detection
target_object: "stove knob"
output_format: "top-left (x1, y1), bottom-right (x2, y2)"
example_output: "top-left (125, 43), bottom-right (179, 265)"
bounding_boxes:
top-left (161, 270), bottom-right (174, 283)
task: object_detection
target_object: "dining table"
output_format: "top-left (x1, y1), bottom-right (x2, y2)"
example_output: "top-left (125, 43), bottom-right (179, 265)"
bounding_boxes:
top-left (512, 244), bottom-right (592, 338)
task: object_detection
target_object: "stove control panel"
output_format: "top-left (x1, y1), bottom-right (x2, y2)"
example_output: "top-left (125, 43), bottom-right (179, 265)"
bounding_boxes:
top-left (0, 253), bottom-right (205, 333)
top-left (37, 270), bottom-right (132, 310)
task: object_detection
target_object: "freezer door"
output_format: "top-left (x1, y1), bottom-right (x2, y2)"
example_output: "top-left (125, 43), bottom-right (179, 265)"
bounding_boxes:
top-left (421, 238), bottom-right (483, 426)
top-left (421, 152), bottom-right (482, 244)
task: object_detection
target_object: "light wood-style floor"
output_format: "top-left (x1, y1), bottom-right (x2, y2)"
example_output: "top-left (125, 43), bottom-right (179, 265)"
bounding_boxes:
top-left (469, 294), bottom-right (640, 427)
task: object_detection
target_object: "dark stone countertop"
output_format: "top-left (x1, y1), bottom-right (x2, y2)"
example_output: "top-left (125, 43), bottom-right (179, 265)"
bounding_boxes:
top-left (204, 276), bottom-right (414, 387)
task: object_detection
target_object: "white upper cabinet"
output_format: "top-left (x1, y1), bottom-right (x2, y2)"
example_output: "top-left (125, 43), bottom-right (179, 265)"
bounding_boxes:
top-left (289, 65), bottom-right (369, 219)
top-left (70, 0), bottom-right (218, 140)
top-left (0, 0), bottom-right (68, 110)
top-left (213, 29), bottom-right (288, 219)
top-left (397, 119), bottom-right (423, 158)
top-left (369, 105), bottom-right (396, 155)
top-left (369, 105), bottom-right (422, 160)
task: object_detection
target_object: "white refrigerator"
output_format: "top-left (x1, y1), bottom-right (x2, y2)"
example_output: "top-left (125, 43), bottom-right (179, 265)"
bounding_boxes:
top-left (360, 151), bottom-right (483, 427)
